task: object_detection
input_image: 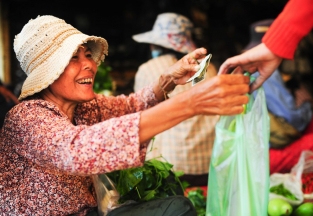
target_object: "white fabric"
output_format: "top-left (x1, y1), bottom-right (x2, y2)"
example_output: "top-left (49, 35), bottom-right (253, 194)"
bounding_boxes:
top-left (132, 13), bottom-right (196, 54)
top-left (14, 15), bottom-right (108, 100)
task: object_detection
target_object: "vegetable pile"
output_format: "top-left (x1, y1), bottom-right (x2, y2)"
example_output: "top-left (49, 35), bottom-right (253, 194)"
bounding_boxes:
top-left (106, 158), bottom-right (207, 215)
top-left (106, 159), bottom-right (185, 204)
top-left (186, 188), bottom-right (206, 216)
top-left (270, 183), bottom-right (298, 201)
top-left (268, 183), bottom-right (313, 216)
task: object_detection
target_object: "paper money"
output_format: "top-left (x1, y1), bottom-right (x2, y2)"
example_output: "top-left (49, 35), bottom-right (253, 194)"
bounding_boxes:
top-left (186, 54), bottom-right (212, 86)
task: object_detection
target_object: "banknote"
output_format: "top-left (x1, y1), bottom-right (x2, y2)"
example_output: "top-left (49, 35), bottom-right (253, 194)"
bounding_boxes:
top-left (186, 54), bottom-right (212, 86)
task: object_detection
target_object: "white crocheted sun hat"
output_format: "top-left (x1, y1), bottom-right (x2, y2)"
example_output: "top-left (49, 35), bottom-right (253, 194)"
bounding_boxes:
top-left (14, 15), bottom-right (108, 100)
top-left (132, 13), bottom-right (196, 54)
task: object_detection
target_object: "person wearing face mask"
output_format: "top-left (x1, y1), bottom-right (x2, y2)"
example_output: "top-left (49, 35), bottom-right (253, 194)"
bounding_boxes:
top-left (133, 12), bottom-right (219, 187)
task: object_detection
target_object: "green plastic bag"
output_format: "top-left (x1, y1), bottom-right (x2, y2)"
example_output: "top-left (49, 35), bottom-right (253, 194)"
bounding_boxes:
top-left (206, 85), bottom-right (270, 216)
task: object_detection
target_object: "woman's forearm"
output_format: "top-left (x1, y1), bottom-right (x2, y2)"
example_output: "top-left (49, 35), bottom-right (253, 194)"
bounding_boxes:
top-left (139, 91), bottom-right (194, 143)
top-left (139, 74), bottom-right (250, 143)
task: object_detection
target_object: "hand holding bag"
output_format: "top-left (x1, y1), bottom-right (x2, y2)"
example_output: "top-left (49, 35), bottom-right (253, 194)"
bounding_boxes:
top-left (206, 84), bottom-right (270, 216)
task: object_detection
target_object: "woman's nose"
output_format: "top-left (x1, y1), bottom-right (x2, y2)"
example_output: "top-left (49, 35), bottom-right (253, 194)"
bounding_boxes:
top-left (81, 57), bottom-right (94, 71)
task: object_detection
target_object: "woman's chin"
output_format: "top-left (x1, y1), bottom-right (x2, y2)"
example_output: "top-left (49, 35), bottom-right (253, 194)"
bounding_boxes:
top-left (79, 93), bottom-right (96, 102)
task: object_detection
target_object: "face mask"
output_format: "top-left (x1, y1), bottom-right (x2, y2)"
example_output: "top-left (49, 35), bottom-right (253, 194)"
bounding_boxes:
top-left (151, 49), bottom-right (162, 58)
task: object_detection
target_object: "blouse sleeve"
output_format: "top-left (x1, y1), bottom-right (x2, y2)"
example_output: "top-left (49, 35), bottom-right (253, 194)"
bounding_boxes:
top-left (75, 85), bottom-right (158, 125)
top-left (6, 86), bottom-right (158, 176)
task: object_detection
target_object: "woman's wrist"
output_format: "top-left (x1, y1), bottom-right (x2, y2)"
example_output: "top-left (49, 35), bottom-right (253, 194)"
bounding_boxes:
top-left (158, 74), bottom-right (176, 99)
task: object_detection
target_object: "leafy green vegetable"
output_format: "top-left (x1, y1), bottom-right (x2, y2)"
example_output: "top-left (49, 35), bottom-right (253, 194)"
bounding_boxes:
top-left (187, 188), bottom-right (206, 216)
top-left (93, 63), bottom-right (113, 94)
top-left (106, 138), bottom-right (192, 206)
top-left (270, 184), bottom-right (298, 201)
top-left (106, 159), bottom-right (185, 204)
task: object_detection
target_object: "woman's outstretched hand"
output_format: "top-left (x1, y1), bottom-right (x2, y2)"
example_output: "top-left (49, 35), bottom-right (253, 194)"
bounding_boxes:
top-left (218, 43), bottom-right (283, 93)
top-left (166, 47), bottom-right (207, 85)
top-left (188, 74), bottom-right (250, 116)
top-left (141, 72), bottom-right (250, 143)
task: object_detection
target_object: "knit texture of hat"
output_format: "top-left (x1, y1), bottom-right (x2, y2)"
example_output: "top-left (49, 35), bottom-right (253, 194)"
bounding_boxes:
top-left (14, 15), bottom-right (108, 100)
top-left (132, 13), bottom-right (196, 54)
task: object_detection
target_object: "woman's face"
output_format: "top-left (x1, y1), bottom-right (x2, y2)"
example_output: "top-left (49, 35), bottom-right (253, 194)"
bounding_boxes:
top-left (45, 45), bottom-right (98, 104)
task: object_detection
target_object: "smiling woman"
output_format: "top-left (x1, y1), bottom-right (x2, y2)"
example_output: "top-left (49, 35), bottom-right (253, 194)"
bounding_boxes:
top-left (0, 15), bottom-right (250, 215)
top-left (40, 45), bottom-right (98, 118)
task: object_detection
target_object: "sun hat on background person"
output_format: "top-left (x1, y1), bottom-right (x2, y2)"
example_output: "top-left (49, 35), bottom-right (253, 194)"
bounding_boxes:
top-left (132, 12), bottom-right (196, 54)
top-left (14, 15), bottom-right (108, 100)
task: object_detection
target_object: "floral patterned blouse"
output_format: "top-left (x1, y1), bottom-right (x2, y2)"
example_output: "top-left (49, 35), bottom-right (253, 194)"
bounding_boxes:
top-left (0, 86), bottom-right (158, 215)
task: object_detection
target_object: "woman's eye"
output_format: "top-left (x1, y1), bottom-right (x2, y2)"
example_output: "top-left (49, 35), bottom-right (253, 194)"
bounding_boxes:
top-left (71, 55), bottom-right (78, 60)
top-left (86, 53), bottom-right (92, 58)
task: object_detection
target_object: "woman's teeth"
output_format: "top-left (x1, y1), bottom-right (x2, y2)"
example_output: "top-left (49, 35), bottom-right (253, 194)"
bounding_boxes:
top-left (77, 78), bottom-right (93, 84)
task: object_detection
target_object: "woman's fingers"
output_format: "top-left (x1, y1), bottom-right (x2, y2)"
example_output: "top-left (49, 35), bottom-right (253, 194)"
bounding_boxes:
top-left (167, 48), bottom-right (208, 85)
top-left (189, 47), bottom-right (207, 60)
top-left (185, 48), bottom-right (207, 65)
top-left (203, 93), bottom-right (250, 116)
top-left (202, 95), bottom-right (249, 115)
top-left (249, 74), bottom-right (267, 93)
top-left (190, 74), bottom-right (250, 116)
top-left (215, 74), bottom-right (250, 86)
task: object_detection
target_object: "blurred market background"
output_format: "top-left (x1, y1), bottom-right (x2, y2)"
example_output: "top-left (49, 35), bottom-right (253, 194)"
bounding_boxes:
top-left (1, 0), bottom-right (312, 96)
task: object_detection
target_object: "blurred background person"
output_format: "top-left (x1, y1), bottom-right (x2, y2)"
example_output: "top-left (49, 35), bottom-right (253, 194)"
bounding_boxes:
top-left (133, 12), bottom-right (219, 187)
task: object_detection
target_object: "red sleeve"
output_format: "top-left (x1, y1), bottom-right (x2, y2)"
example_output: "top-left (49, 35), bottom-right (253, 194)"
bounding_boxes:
top-left (262, 0), bottom-right (313, 59)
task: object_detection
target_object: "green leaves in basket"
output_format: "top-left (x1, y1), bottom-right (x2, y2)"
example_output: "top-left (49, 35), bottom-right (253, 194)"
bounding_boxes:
top-left (106, 159), bottom-right (184, 204)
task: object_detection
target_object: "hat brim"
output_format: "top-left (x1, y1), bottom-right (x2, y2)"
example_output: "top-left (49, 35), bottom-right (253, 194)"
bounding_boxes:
top-left (19, 33), bottom-right (108, 100)
top-left (132, 31), bottom-right (195, 54)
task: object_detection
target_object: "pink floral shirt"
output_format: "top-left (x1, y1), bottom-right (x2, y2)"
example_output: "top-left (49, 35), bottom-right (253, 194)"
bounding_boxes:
top-left (0, 86), bottom-right (158, 215)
